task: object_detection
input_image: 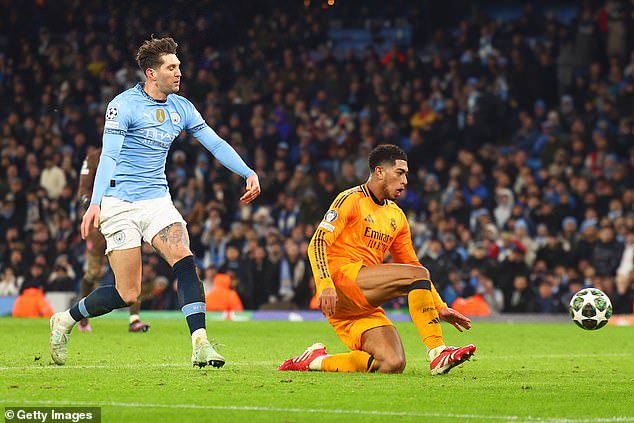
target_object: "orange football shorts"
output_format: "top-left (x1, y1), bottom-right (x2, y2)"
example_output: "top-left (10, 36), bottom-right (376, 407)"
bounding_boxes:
top-left (328, 261), bottom-right (394, 350)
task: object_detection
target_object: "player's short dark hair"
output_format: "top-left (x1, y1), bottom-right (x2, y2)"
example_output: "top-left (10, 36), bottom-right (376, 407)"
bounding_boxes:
top-left (136, 36), bottom-right (178, 72)
top-left (368, 144), bottom-right (407, 171)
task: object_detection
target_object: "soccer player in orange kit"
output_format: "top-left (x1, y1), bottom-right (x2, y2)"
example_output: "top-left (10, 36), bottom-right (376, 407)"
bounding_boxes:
top-left (278, 144), bottom-right (475, 375)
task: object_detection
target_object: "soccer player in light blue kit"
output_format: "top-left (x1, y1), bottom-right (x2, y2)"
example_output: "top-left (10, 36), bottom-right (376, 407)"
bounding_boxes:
top-left (49, 37), bottom-right (260, 367)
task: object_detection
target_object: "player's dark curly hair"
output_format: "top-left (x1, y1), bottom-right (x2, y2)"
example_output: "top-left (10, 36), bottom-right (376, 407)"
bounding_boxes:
top-left (368, 144), bottom-right (407, 171)
top-left (136, 36), bottom-right (178, 72)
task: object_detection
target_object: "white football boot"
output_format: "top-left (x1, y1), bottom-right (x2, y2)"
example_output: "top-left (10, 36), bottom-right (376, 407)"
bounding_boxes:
top-left (192, 338), bottom-right (225, 368)
top-left (49, 312), bottom-right (72, 365)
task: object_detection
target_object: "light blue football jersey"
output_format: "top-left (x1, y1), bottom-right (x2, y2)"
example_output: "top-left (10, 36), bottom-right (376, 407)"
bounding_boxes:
top-left (99, 83), bottom-right (207, 202)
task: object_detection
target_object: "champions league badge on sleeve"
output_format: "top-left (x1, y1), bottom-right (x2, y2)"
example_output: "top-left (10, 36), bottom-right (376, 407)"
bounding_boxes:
top-left (324, 209), bottom-right (338, 222)
top-left (106, 107), bottom-right (118, 120)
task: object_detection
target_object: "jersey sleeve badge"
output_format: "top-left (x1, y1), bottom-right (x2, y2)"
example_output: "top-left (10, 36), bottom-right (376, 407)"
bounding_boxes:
top-left (324, 210), bottom-right (338, 222)
top-left (106, 107), bottom-right (118, 120)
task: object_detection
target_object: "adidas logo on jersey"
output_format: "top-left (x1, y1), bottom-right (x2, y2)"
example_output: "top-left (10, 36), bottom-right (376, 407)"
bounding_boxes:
top-left (428, 318), bottom-right (440, 324)
top-left (364, 215), bottom-right (374, 223)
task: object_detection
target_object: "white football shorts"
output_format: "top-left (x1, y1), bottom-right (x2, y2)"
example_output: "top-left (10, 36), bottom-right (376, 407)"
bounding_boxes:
top-left (99, 195), bottom-right (186, 254)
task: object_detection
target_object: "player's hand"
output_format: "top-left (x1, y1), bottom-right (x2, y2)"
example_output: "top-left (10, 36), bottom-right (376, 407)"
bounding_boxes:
top-left (240, 173), bottom-right (261, 204)
top-left (81, 204), bottom-right (101, 240)
top-left (439, 307), bottom-right (472, 332)
top-left (318, 288), bottom-right (338, 318)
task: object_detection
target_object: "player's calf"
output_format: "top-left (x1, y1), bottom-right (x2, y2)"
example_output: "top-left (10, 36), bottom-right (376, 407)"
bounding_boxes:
top-left (170, 255), bottom-right (226, 367)
top-left (68, 286), bottom-right (129, 323)
top-left (51, 286), bottom-right (130, 364)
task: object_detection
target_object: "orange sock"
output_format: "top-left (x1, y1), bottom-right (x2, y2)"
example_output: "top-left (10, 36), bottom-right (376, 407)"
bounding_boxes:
top-left (408, 279), bottom-right (444, 350)
top-left (319, 351), bottom-right (375, 373)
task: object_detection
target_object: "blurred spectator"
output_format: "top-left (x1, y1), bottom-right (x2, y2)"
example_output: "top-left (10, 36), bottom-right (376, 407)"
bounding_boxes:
top-left (0, 267), bottom-right (22, 296)
top-left (46, 256), bottom-right (76, 292)
top-left (201, 266), bottom-right (218, 295)
top-left (40, 157), bottom-right (67, 200)
top-left (591, 226), bottom-right (625, 297)
top-left (505, 275), bottom-right (538, 313)
top-left (478, 275), bottom-right (504, 314)
top-left (245, 245), bottom-right (276, 309)
top-left (494, 188), bottom-right (514, 227)
top-left (205, 273), bottom-right (244, 312)
top-left (12, 287), bottom-right (55, 318)
top-left (615, 232), bottom-right (634, 313)
top-left (497, 242), bottom-right (530, 295)
top-left (536, 234), bottom-right (567, 270)
top-left (278, 240), bottom-right (311, 308)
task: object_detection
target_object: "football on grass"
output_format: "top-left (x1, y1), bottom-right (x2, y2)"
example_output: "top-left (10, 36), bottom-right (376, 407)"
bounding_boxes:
top-left (569, 288), bottom-right (612, 330)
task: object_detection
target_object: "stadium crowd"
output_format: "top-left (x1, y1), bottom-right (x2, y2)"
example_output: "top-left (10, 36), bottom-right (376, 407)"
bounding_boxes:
top-left (0, 0), bottom-right (633, 315)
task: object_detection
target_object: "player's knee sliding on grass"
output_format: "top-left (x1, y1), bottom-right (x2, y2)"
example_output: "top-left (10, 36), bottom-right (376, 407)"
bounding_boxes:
top-left (278, 145), bottom-right (475, 376)
top-left (49, 36), bottom-right (260, 366)
top-left (279, 265), bottom-right (475, 375)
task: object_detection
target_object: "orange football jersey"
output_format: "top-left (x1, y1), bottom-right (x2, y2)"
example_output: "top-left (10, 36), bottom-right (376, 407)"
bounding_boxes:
top-left (308, 184), bottom-right (447, 310)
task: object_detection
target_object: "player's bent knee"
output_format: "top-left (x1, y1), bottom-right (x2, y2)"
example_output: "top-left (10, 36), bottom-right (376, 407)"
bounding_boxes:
top-left (172, 248), bottom-right (193, 263)
top-left (412, 266), bottom-right (430, 282)
top-left (377, 355), bottom-right (406, 374)
top-left (120, 295), bottom-right (138, 307)
top-left (117, 287), bottom-right (141, 306)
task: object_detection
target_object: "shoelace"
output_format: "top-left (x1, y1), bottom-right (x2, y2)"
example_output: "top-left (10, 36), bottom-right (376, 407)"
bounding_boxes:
top-left (195, 340), bottom-right (224, 355)
top-left (208, 339), bottom-right (225, 350)
top-left (51, 331), bottom-right (69, 348)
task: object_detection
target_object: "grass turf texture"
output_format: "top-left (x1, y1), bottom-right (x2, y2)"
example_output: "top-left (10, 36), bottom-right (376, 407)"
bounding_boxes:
top-left (1, 315), bottom-right (633, 423)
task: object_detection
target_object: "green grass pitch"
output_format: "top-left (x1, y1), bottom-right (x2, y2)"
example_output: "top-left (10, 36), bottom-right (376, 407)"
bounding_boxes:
top-left (1, 315), bottom-right (633, 422)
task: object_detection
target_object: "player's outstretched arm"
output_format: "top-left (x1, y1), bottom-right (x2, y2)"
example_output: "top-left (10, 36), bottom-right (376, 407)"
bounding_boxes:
top-left (186, 100), bottom-right (258, 200)
top-left (191, 125), bottom-right (257, 182)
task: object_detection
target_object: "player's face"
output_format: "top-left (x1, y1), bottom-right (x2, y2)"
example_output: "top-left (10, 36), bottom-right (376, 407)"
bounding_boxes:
top-left (155, 54), bottom-right (181, 95)
top-left (379, 159), bottom-right (408, 200)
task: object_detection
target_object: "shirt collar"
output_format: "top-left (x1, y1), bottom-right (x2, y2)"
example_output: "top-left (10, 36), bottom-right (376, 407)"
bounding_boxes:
top-left (135, 82), bottom-right (167, 103)
top-left (363, 184), bottom-right (387, 206)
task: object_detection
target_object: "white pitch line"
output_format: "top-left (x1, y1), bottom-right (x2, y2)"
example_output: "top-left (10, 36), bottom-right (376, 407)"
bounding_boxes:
top-left (0, 361), bottom-right (277, 371)
top-left (0, 353), bottom-right (629, 371)
top-left (493, 353), bottom-right (631, 360)
top-left (0, 399), bottom-right (632, 423)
